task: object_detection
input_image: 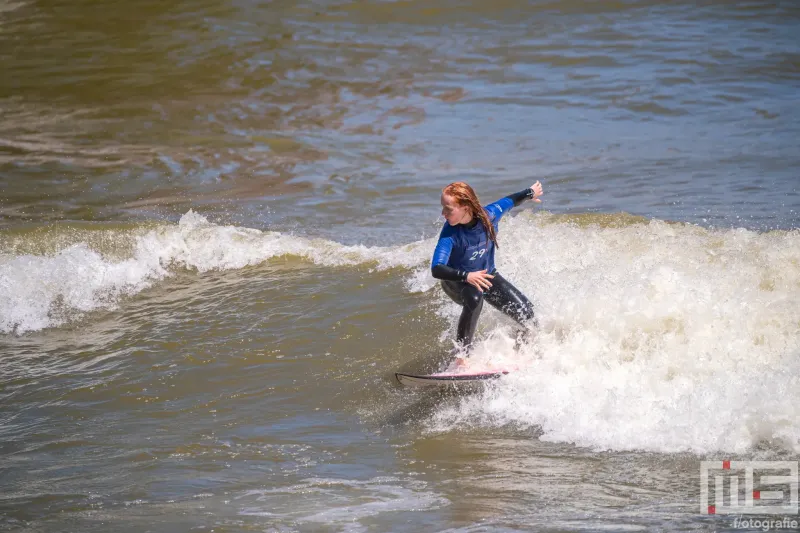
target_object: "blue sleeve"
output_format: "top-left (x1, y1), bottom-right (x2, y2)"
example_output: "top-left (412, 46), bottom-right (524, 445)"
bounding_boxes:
top-left (485, 197), bottom-right (514, 223)
top-left (431, 225), bottom-right (455, 268)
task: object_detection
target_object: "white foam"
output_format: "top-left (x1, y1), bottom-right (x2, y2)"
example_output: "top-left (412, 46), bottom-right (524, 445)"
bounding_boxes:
top-left (3, 210), bottom-right (799, 454)
top-left (426, 214), bottom-right (800, 454)
top-left (0, 210), bottom-right (433, 334)
top-left (238, 476), bottom-right (447, 531)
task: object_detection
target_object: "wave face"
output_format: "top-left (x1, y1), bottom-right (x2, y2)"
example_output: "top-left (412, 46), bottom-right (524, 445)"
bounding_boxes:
top-left (0, 210), bottom-right (433, 334)
top-left (424, 213), bottom-right (800, 454)
top-left (2, 211), bottom-right (799, 454)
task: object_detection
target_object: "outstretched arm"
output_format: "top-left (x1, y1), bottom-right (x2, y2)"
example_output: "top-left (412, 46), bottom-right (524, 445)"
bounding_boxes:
top-left (486, 181), bottom-right (545, 220)
top-left (507, 180), bottom-right (544, 207)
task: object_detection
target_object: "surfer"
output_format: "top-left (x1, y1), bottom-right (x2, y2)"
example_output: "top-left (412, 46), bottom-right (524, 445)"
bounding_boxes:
top-left (431, 181), bottom-right (543, 362)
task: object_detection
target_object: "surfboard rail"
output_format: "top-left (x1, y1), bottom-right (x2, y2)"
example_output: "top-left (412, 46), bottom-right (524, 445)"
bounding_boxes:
top-left (395, 370), bottom-right (509, 387)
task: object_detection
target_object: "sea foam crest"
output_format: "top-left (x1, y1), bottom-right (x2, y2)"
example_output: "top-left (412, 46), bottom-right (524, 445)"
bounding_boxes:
top-left (426, 214), bottom-right (800, 454)
top-left (0, 210), bottom-right (431, 334)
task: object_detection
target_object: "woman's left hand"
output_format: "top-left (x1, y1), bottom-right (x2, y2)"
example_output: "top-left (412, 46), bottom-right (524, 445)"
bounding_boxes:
top-left (529, 181), bottom-right (543, 203)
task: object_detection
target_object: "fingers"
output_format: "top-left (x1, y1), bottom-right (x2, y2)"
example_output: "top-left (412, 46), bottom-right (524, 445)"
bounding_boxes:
top-left (478, 270), bottom-right (495, 278)
top-left (474, 278), bottom-right (493, 291)
top-left (467, 270), bottom-right (494, 292)
top-left (477, 270), bottom-right (494, 284)
top-left (530, 180), bottom-right (543, 202)
top-left (468, 278), bottom-right (492, 292)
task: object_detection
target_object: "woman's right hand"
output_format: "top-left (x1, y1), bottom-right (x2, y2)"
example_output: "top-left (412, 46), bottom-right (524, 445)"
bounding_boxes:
top-left (466, 269), bottom-right (494, 292)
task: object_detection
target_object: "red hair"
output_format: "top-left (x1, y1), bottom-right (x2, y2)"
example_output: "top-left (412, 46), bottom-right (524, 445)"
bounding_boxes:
top-left (442, 182), bottom-right (498, 249)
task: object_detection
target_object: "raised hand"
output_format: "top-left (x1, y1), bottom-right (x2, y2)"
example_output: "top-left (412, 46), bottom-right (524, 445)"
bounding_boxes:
top-left (529, 180), bottom-right (544, 203)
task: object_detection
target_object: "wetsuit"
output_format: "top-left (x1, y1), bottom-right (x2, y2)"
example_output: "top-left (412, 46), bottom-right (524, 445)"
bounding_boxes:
top-left (431, 189), bottom-right (536, 349)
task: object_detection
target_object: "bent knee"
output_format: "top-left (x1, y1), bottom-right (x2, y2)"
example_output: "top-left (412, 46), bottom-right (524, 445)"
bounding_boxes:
top-left (461, 288), bottom-right (484, 310)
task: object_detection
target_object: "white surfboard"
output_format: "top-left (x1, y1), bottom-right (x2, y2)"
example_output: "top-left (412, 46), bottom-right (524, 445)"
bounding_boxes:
top-left (395, 370), bottom-right (509, 387)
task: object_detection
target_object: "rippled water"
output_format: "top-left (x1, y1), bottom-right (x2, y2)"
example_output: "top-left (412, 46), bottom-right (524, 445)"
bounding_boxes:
top-left (1, 0), bottom-right (799, 531)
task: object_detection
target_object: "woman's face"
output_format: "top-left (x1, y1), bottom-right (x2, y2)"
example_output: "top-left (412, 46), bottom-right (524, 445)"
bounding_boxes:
top-left (441, 193), bottom-right (471, 225)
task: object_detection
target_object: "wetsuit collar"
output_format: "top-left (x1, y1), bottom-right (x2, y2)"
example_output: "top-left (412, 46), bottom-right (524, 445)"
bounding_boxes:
top-left (459, 217), bottom-right (480, 229)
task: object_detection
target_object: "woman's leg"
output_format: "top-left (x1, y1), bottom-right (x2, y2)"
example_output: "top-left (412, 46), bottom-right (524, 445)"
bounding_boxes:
top-left (483, 272), bottom-right (536, 327)
top-left (441, 280), bottom-right (484, 349)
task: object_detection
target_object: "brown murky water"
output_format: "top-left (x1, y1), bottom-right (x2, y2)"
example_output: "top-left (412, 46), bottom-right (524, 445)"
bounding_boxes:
top-left (1, 0), bottom-right (799, 531)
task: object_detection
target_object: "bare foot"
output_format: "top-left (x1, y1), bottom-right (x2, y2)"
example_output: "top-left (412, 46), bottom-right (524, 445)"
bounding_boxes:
top-left (453, 357), bottom-right (469, 369)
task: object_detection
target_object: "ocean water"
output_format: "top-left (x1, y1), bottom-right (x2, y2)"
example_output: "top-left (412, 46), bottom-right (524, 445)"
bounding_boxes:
top-left (1, 0), bottom-right (798, 531)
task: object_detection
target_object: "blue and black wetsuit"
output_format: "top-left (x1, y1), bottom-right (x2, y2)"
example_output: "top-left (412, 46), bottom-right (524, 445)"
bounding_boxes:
top-left (431, 189), bottom-right (536, 349)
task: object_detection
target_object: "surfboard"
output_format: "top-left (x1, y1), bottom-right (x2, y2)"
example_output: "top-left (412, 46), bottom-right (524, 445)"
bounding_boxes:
top-left (395, 370), bottom-right (509, 387)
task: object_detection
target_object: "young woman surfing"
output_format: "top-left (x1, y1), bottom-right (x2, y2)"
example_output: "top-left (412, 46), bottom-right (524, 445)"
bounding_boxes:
top-left (431, 181), bottom-right (543, 362)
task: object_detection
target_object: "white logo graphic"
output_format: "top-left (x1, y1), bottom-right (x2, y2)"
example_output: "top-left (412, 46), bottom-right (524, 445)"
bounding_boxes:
top-left (700, 461), bottom-right (798, 515)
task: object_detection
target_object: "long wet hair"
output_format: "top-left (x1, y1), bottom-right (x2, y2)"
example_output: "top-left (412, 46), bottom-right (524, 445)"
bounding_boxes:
top-left (442, 182), bottom-right (498, 249)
